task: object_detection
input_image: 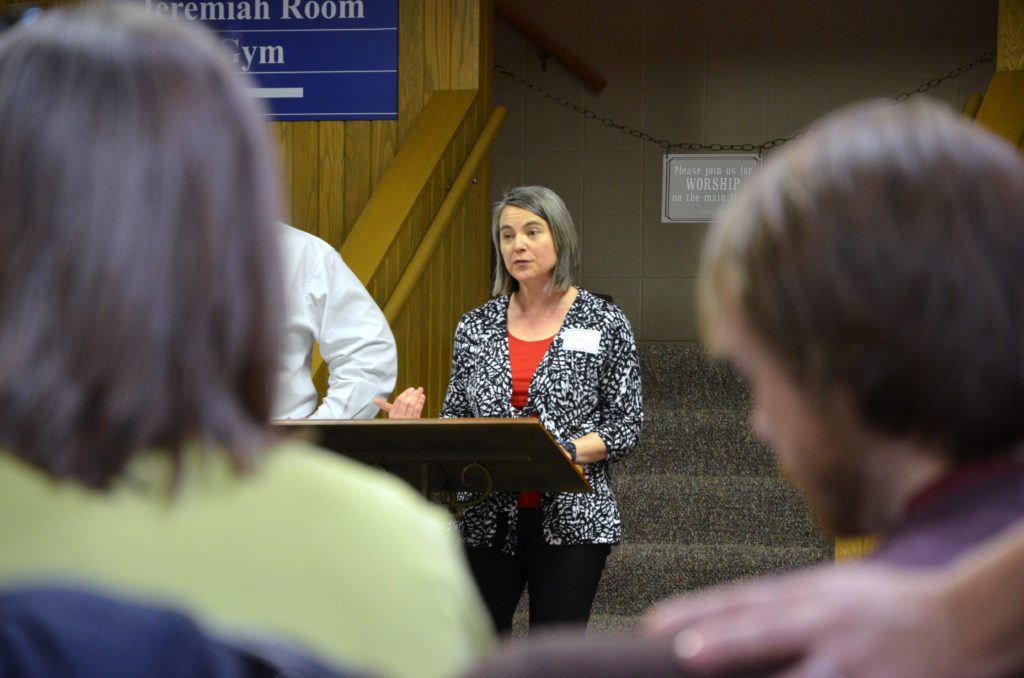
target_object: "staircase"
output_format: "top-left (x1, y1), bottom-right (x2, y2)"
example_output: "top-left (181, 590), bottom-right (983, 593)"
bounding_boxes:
top-left (514, 342), bottom-right (834, 633)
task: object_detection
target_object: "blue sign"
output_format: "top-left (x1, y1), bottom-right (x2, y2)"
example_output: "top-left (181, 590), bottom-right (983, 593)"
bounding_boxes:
top-left (145, 0), bottom-right (398, 121)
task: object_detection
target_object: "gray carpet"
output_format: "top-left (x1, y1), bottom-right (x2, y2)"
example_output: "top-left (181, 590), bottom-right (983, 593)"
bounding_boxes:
top-left (514, 341), bottom-right (834, 634)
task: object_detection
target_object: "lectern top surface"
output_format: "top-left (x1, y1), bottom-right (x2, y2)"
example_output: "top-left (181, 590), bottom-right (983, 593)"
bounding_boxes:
top-left (273, 418), bottom-right (590, 494)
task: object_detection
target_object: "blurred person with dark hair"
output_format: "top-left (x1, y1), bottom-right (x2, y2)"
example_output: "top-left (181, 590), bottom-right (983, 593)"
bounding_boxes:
top-left (646, 98), bottom-right (1024, 675)
top-left (693, 98), bottom-right (1024, 565)
top-left (0, 7), bottom-right (490, 678)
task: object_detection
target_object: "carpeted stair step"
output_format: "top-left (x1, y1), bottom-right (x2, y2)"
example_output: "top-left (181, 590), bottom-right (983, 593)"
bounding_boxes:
top-left (591, 542), bottom-right (833, 617)
top-left (639, 342), bottom-right (750, 410)
top-left (618, 406), bottom-right (777, 477)
top-left (615, 473), bottom-right (825, 548)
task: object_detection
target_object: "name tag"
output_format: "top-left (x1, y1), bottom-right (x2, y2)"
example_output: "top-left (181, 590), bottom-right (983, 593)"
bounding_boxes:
top-left (562, 328), bottom-right (601, 354)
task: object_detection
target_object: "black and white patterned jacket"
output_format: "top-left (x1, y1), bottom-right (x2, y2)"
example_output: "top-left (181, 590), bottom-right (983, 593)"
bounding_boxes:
top-left (441, 288), bottom-right (643, 554)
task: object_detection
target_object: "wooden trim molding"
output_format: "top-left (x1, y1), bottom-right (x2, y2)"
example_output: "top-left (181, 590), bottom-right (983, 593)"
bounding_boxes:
top-left (494, 0), bottom-right (606, 92)
top-left (340, 90), bottom-right (478, 286)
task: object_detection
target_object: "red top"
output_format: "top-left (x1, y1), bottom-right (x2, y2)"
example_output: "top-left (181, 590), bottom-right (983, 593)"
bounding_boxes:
top-left (509, 331), bottom-right (555, 509)
top-left (509, 332), bottom-right (554, 409)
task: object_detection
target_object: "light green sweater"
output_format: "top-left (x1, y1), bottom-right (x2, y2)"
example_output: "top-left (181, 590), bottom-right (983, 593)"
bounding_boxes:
top-left (0, 441), bottom-right (493, 678)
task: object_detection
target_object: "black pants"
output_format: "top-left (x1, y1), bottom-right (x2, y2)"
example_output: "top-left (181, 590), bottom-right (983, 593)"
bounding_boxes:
top-left (465, 508), bottom-right (610, 634)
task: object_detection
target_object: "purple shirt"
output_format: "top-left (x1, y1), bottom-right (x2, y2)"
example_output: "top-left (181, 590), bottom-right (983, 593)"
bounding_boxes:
top-left (871, 456), bottom-right (1024, 566)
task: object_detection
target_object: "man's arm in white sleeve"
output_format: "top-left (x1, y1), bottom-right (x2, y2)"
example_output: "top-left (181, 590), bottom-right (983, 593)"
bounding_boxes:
top-left (308, 243), bottom-right (397, 420)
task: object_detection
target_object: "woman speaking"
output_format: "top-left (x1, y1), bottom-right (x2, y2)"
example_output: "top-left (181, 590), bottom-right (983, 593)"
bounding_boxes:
top-left (378, 185), bottom-right (643, 633)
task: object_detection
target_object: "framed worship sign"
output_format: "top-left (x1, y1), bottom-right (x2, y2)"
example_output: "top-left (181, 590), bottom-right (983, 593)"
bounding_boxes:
top-left (662, 153), bottom-right (760, 223)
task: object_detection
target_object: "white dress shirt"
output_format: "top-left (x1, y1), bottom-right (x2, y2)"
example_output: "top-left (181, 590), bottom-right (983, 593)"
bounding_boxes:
top-left (272, 223), bottom-right (397, 420)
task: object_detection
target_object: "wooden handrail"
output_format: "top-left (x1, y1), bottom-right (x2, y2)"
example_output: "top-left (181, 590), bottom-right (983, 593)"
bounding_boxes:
top-left (962, 91), bottom-right (983, 119)
top-left (382, 106), bottom-right (507, 324)
top-left (495, 0), bottom-right (606, 92)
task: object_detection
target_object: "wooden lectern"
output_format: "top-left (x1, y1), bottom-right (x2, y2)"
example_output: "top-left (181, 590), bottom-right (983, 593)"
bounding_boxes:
top-left (274, 418), bottom-right (592, 515)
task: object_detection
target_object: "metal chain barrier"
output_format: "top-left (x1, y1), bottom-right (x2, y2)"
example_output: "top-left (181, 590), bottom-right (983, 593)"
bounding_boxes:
top-left (890, 50), bottom-right (995, 101)
top-left (495, 49), bottom-right (995, 154)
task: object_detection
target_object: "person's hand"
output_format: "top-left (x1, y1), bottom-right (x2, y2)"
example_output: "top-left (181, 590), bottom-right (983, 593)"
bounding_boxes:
top-left (373, 387), bottom-right (425, 419)
top-left (644, 564), bottom-right (964, 678)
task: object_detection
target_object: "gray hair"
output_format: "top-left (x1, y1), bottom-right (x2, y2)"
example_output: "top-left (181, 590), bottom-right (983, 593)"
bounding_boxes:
top-left (491, 186), bottom-right (579, 296)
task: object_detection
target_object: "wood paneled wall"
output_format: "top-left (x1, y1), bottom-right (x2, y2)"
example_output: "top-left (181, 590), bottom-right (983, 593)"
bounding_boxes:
top-left (999, 0), bottom-right (1024, 70)
top-left (275, 0), bottom-right (493, 250)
